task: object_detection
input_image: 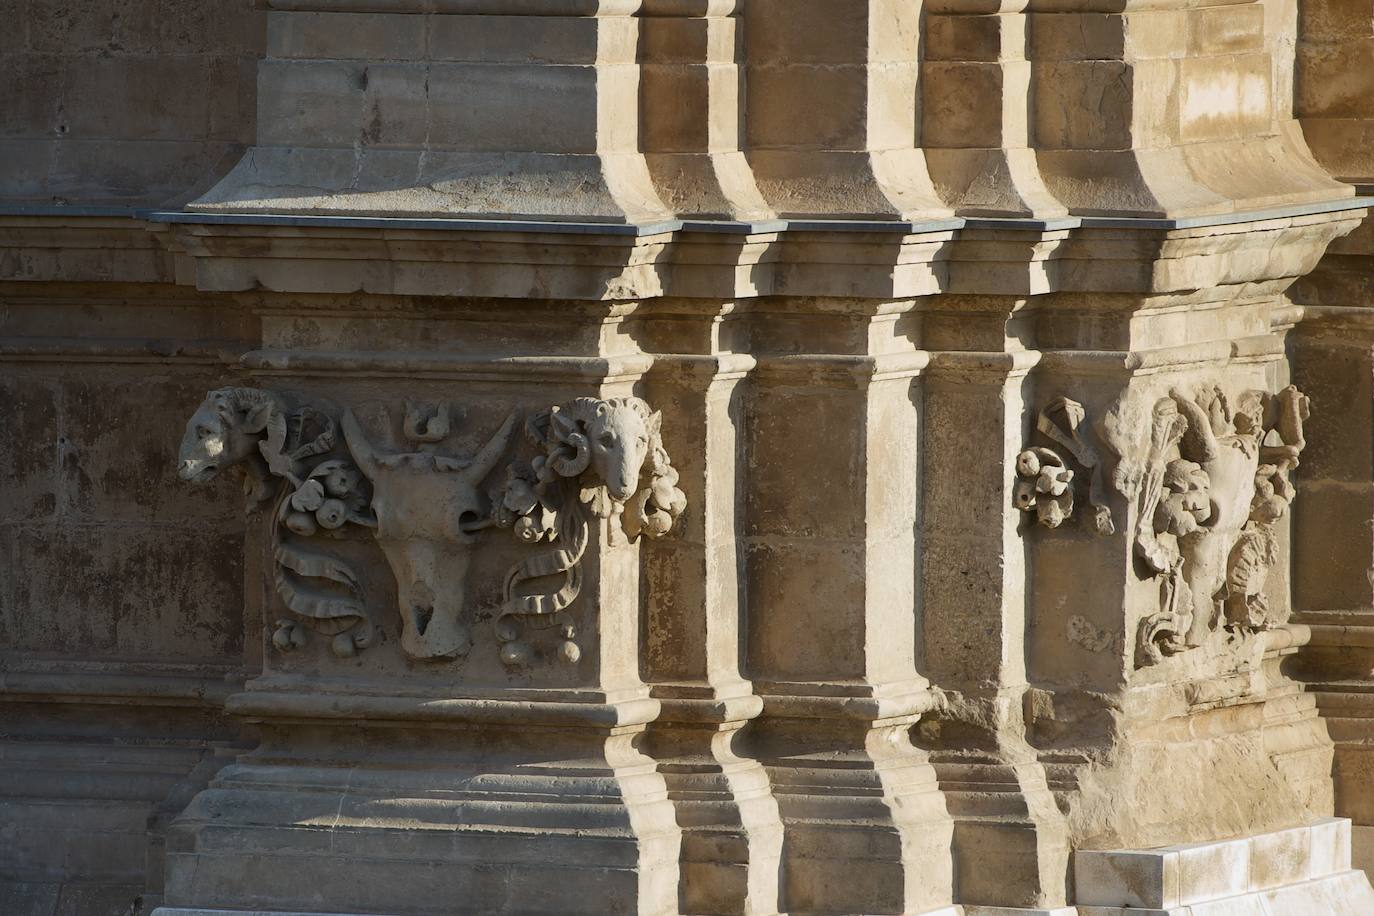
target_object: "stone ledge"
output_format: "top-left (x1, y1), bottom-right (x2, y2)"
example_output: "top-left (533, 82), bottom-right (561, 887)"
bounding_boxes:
top-left (1076, 818), bottom-right (1361, 910)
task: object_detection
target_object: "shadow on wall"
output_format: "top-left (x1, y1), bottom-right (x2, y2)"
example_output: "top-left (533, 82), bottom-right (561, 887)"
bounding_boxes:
top-left (1, 1), bottom-right (264, 207)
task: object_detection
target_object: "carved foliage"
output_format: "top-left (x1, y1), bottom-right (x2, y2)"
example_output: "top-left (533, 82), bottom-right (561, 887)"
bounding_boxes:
top-left (490, 397), bottom-right (687, 669)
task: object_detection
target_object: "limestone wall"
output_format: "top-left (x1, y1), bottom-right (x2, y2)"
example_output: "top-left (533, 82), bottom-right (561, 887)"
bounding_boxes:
top-left (4, 1), bottom-right (1374, 914)
top-left (0, 0), bottom-right (261, 205)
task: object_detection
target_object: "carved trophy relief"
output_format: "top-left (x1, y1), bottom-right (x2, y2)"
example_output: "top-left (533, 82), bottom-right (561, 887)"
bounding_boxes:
top-left (489, 397), bottom-right (687, 670)
top-left (177, 388), bottom-right (378, 657)
top-left (1014, 397), bottom-right (1114, 535)
top-left (1101, 384), bottom-right (1310, 667)
top-left (179, 389), bottom-right (687, 669)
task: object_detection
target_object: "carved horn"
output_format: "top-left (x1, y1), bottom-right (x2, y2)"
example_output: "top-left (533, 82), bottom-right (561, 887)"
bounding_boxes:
top-left (340, 410), bottom-right (380, 481)
top-left (548, 409), bottom-right (591, 478)
top-left (460, 412), bottom-right (518, 484)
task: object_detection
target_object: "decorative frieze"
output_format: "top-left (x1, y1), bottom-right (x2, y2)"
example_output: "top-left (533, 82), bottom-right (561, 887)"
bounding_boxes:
top-left (179, 388), bottom-right (685, 667)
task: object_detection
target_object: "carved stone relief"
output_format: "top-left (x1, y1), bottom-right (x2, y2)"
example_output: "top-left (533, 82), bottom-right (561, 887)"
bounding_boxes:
top-left (340, 407), bottom-right (517, 661)
top-left (490, 397), bottom-right (687, 669)
top-left (177, 388), bottom-right (378, 657)
top-left (179, 389), bottom-right (686, 667)
top-left (1014, 397), bottom-right (1114, 534)
top-left (1101, 384), bottom-right (1309, 667)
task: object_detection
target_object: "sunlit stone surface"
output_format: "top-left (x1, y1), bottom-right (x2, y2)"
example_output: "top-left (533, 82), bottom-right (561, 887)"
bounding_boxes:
top-left (4, 1), bottom-right (1374, 913)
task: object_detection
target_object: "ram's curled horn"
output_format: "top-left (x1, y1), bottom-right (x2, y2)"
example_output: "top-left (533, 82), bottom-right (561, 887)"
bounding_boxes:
top-left (340, 410), bottom-right (381, 481)
top-left (458, 412), bottom-right (519, 483)
top-left (548, 409), bottom-right (591, 478)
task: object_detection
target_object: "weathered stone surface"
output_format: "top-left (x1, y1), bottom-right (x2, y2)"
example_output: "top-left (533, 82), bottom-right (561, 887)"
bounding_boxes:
top-left (6, 0), bottom-right (1374, 913)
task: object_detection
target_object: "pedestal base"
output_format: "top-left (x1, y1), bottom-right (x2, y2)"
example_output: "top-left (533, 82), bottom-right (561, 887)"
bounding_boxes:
top-left (1074, 818), bottom-right (1374, 915)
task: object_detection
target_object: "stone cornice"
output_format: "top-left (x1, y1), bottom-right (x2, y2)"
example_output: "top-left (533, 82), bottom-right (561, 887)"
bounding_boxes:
top-left (1, 199), bottom-right (1369, 303)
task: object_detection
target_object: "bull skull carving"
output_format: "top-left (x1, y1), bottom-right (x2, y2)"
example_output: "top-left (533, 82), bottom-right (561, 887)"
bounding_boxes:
top-left (342, 409), bottom-right (517, 661)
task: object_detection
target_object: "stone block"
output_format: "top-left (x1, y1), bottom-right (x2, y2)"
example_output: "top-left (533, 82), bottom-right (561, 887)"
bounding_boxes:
top-left (60, 54), bottom-right (210, 142)
top-left (359, 62), bottom-right (429, 148)
top-left (1189, 6), bottom-right (1264, 56)
top-left (0, 376), bottom-right (60, 522)
top-left (1311, 817), bottom-right (1353, 877)
top-left (0, 523), bottom-right (244, 661)
top-left (0, 138), bottom-right (56, 199)
top-left (743, 539), bottom-right (866, 678)
top-left (1300, 0), bottom-right (1374, 43)
top-left (746, 0), bottom-right (868, 64)
top-left (1032, 61), bottom-right (1133, 150)
top-left (745, 64), bottom-right (870, 150)
top-left (923, 61), bottom-right (1006, 149)
top-left (1, 54), bottom-right (61, 139)
top-left (1175, 836), bottom-right (1249, 903)
top-left (428, 14), bottom-right (631, 65)
top-left (1177, 53), bottom-right (1272, 144)
top-left (1075, 848), bottom-right (1180, 908)
top-left (1029, 13), bottom-right (1124, 61)
top-left (256, 58), bottom-right (365, 148)
top-left (1249, 823), bottom-right (1313, 890)
top-left (0, 881), bottom-right (60, 916)
top-left (924, 14), bottom-right (1005, 62)
top-left (267, 10), bottom-right (424, 61)
top-left (427, 62), bottom-right (603, 153)
top-left (1297, 37), bottom-right (1374, 119)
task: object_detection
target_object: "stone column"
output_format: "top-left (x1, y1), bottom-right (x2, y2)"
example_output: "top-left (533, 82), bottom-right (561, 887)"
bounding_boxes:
top-left (740, 238), bottom-right (957, 914)
top-left (742, 0), bottom-right (949, 219)
top-left (190, 0), bottom-right (670, 222)
top-left (640, 0), bottom-right (771, 219)
top-left (921, 2), bottom-right (1065, 216)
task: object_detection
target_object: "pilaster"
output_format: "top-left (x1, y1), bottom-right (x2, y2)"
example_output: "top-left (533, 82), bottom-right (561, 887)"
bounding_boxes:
top-left (922, 3), bottom-right (1066, 217)
top-left (637, 300), bottom-right (785, 916)
top-left (918, 293), bottom-right (1071, 909)
top-left (741, 287), bottom-right (956, 914)
top-left (158, 296), bottom-right (687, 914)
top-left (743, 0), bottom-right (949, 219)
top-left (640, 0), bottom-right (771, 220)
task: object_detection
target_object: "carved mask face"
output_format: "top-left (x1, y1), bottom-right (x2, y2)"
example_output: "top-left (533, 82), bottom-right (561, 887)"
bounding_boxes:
top-left (587, 403), bottom-right (652, 501)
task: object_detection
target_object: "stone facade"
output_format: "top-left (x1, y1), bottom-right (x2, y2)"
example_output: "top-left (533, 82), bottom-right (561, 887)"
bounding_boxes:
top-left (4, 1), bottom-right (1374, 914)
